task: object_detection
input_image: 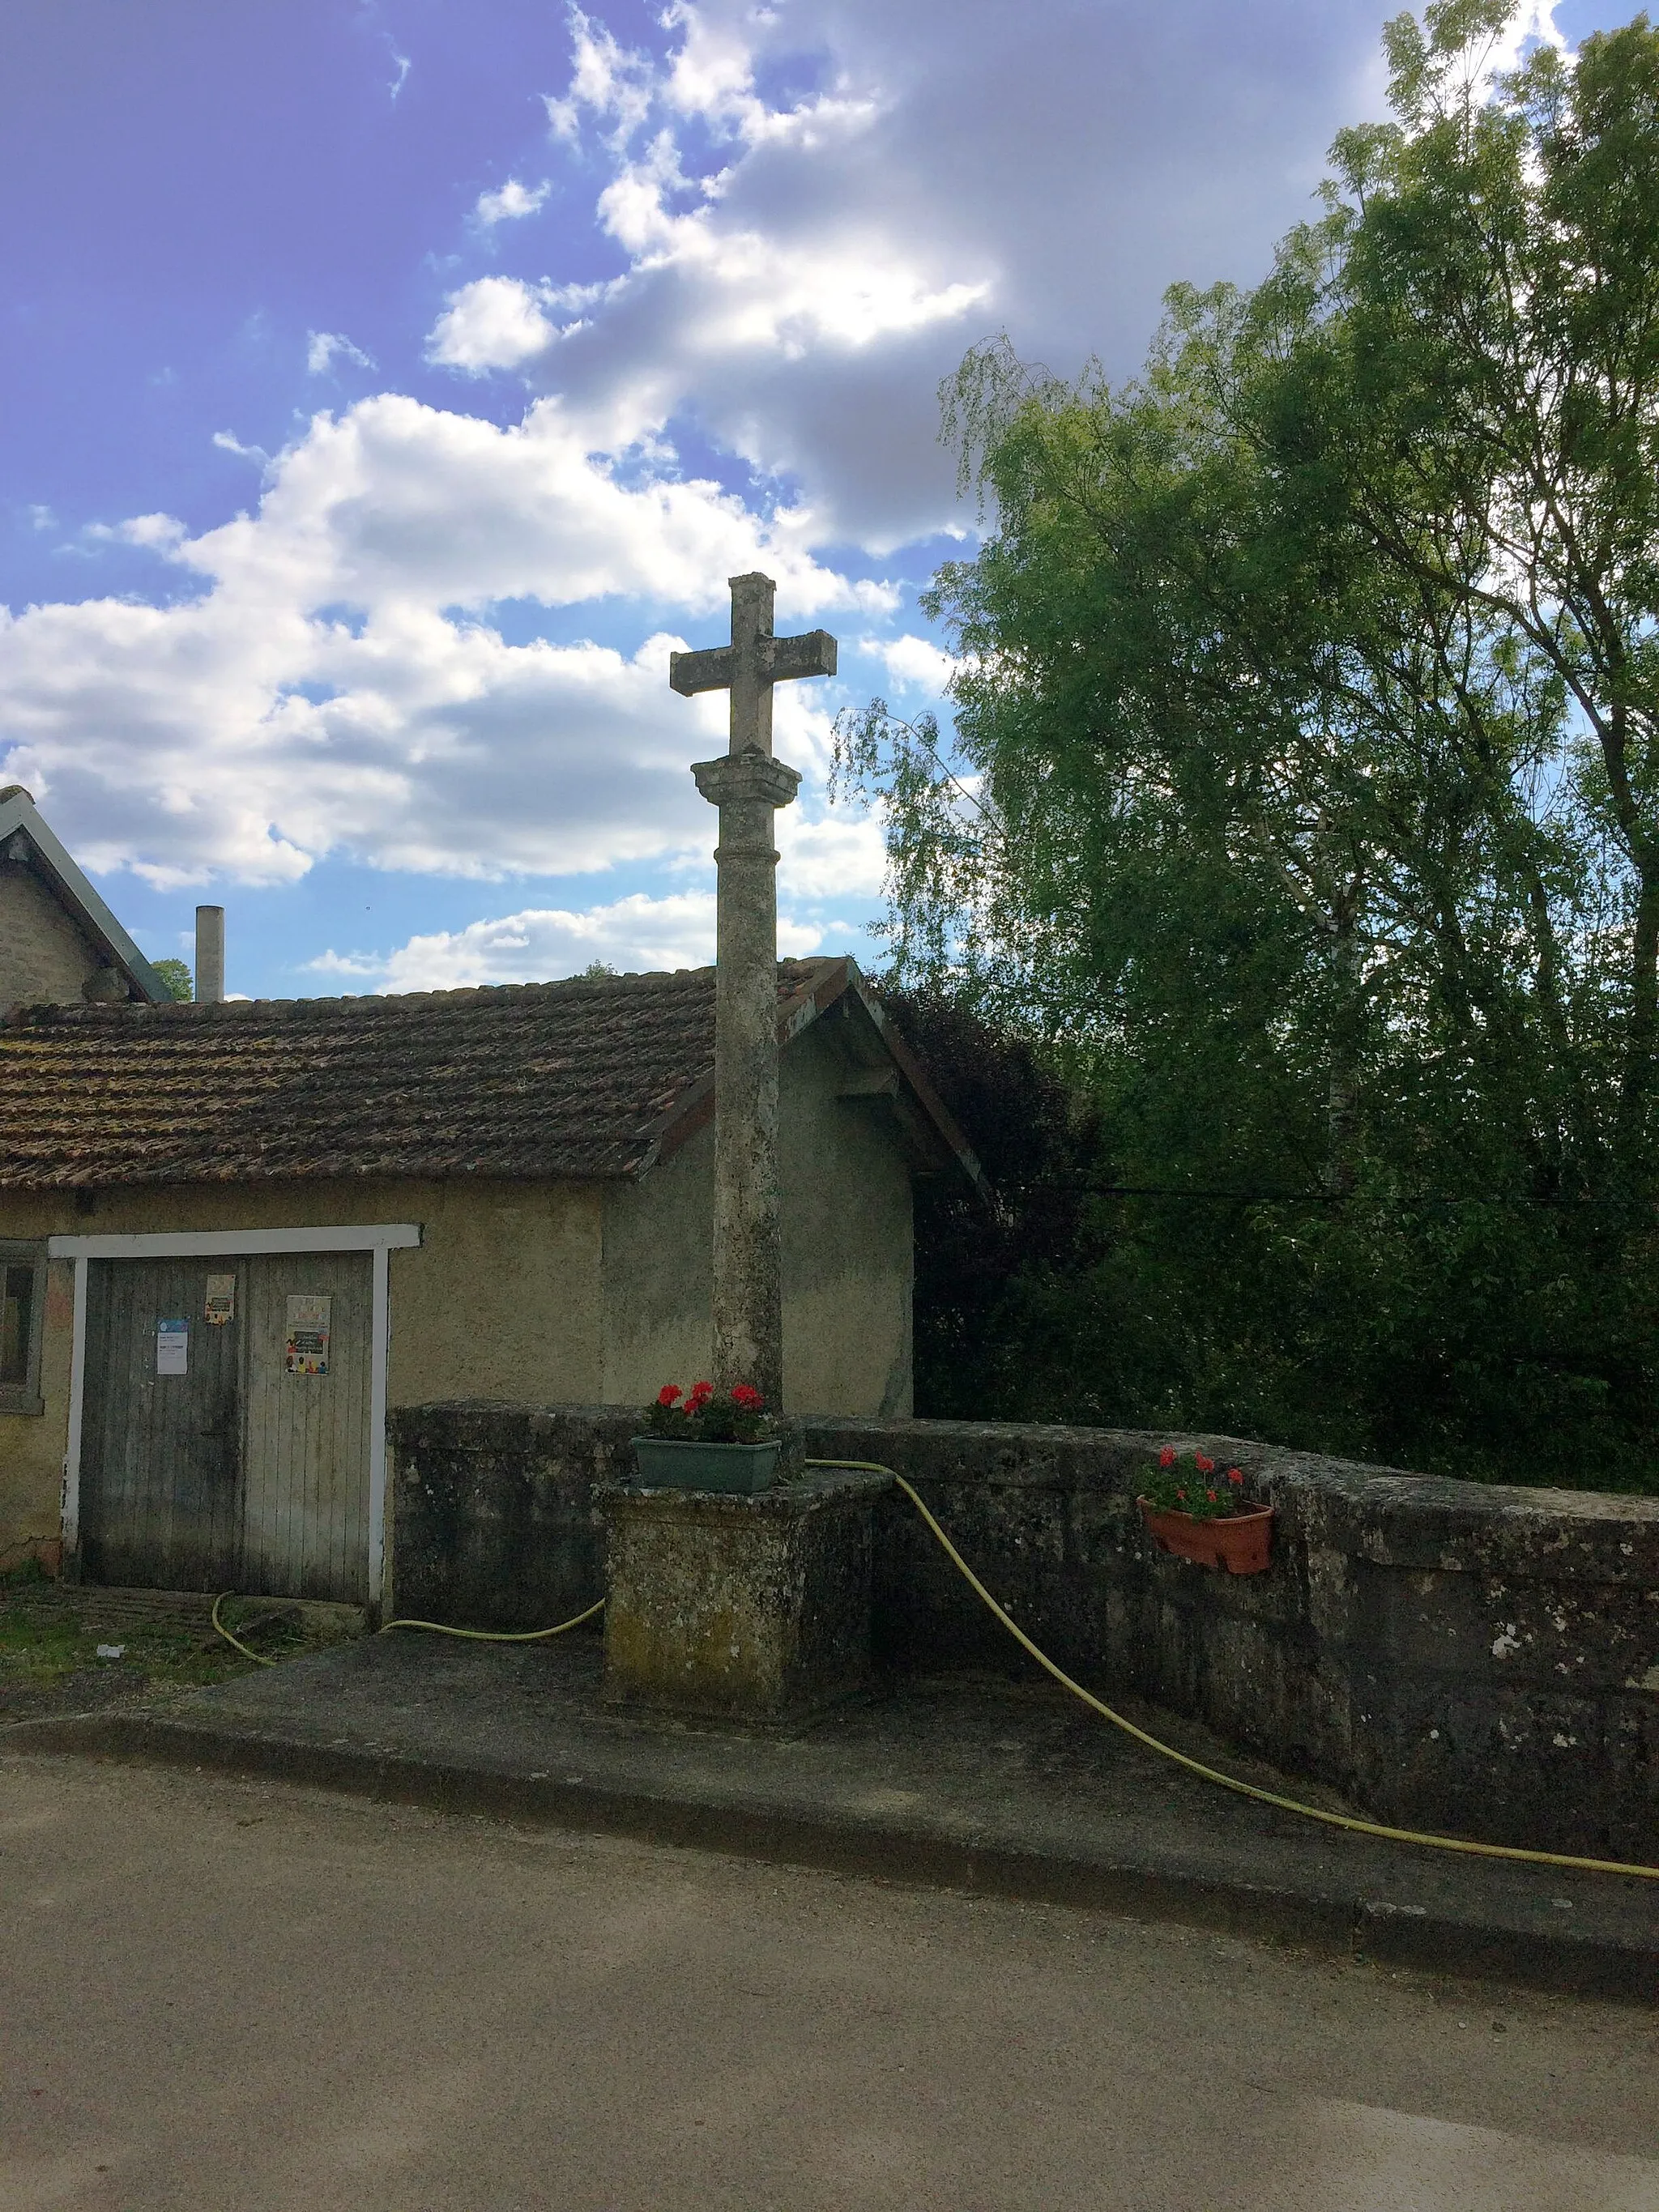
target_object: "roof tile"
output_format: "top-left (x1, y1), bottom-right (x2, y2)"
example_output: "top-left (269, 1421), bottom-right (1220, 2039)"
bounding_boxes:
top-left (0, 961), bottom-right (836, 1189)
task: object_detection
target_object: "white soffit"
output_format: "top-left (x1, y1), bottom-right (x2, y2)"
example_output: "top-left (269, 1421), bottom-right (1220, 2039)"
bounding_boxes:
top-left (47, 1224), bottom-right (423, 1259)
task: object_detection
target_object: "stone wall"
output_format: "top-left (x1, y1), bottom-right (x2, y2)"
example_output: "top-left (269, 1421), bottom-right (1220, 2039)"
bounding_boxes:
top-left (0, 859), bottom-right (101, 1005)
top-left (389, 1404), bottom-right (630, 1637)
top-left (387, 1404), bottom-right (1659, 1860)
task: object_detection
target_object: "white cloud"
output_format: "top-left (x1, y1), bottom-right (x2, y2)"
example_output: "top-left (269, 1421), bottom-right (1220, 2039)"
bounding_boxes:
top-left (864, 634), bottom-right (953, 694)
top-left (473, 178), bottom-right (551, 227)
top-left (307, 330), bottom-right (376, 376)
top-left (1490, 2), bottom-right (1568, 79)
top-left (439, 0), bottom-right (1392, 548)
top-left (428, 276), bottom-right (560, 372)
top-left (777, 808), bottom-right (888, 903)
top-left (544, 12), bottom-right (658, 148)
top-left (0, 392), bottom-right (889, 888)
top-left (86, 512), bottom-right (189, 554)
top-left (211, 429), bottom-right (269, 465)
top-left (318, 889), bottom-right (825, 991)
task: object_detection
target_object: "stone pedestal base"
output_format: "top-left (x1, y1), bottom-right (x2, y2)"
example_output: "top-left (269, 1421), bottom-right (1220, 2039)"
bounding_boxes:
top-left (599, 1468), bottom-right (889, 1722)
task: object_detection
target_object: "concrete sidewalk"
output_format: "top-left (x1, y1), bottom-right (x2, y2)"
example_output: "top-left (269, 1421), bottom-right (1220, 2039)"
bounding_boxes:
top-left (9, 1632), bottom-right (1656, 2002)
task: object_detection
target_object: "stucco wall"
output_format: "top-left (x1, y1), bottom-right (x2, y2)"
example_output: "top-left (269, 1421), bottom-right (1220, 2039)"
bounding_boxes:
top-left (0, 1256), bottom-right (74, 1570)
top-left (599, 1135), bottom-right (714, 1406)
top-left (780, 1021), bottom-right (913, 1417)
top-left (599, 1019), bottom-right (914, 1415)
top-left (0, 1038), bottom-right (918, 1563)
top-left (0, 863), bottom-right (101, 1006)
top-left (0, 1177), bottom-right (606, 1559)
top-left (389, 1403), bottom-right (1659, 1860)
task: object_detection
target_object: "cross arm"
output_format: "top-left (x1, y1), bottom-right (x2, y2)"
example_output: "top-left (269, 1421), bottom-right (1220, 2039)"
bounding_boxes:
top-left (770, 630), bottom-right (837, 683)
top-left (669, 646), bottom-right (736, 697)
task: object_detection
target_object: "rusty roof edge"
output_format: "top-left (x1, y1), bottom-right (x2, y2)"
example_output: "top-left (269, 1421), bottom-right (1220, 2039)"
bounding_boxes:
top-left (638, 1067), bottom-right (715, 1175)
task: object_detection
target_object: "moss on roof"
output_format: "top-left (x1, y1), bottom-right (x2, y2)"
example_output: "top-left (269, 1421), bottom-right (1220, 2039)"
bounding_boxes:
top-left (0, 961), bottom-right (838, 1190)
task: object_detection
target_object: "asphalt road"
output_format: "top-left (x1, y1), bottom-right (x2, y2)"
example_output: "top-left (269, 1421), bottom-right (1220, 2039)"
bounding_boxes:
top-left (2, 1754), bottom-right (1656, 2212)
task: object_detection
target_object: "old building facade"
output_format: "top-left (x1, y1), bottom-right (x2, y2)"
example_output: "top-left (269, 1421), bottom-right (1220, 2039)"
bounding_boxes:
top-left (0, 958), bottom-right (981, 1606)
top-left (0, 785), bottom-right (168, 1011)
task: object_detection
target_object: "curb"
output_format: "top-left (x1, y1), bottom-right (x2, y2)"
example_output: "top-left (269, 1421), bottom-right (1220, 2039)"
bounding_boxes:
top-left (9, 1707), bottom-right (1655, 2005)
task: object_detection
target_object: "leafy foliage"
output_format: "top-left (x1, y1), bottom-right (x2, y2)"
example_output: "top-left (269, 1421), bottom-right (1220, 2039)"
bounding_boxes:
top-left (149, 958), bottom-right (193, 1002)
top-left (881, 987), bottom-right (1111, 1416)
top-left (842, 6), bottom-right (1659, 1491)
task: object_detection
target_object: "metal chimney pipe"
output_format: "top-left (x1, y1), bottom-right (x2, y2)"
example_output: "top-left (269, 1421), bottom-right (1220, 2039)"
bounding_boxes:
top-left (195, 906), bottom-right (224, 1004)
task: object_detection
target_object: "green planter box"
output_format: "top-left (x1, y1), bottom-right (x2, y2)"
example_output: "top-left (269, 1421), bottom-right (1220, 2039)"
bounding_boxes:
top-left (630, 1435), bottom-right (784, 1495)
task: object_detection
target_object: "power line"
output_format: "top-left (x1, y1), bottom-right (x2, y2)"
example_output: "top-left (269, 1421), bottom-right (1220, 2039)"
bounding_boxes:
top-left (1094, 1185), bottom-right (1644, 1210)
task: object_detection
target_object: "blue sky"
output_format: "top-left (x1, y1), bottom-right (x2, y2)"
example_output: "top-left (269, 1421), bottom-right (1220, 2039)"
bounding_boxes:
top-left (0, 0), bottom-right (1622, 997)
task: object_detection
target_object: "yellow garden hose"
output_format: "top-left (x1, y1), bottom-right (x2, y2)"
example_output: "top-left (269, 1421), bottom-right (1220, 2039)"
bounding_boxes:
top-left (211, 1593), bottom-right (279, 1667)
top-left (377, 1598), bottom-right (605, 1643)
top-left (212, 1592), bottom-right (605, 1664)
top-left (805, 1460), bottom-right (1659, 1884)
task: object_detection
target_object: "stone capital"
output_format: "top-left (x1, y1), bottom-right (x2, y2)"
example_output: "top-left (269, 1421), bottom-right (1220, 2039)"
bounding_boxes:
top-left (691, 746), bottom-right (802, 812)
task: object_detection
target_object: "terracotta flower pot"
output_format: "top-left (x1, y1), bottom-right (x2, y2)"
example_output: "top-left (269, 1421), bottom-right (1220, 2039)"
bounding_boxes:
top-left (1137, 1497), bottom-right (1274, 1575)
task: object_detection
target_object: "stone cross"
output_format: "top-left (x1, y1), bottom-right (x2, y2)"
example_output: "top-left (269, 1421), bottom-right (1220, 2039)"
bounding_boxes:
top-left (671, 573), bottom-right (837, 1409)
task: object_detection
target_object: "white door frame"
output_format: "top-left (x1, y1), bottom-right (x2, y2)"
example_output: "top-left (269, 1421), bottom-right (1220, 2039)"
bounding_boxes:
top-left (47, 1224), bottom-right (421, 1609)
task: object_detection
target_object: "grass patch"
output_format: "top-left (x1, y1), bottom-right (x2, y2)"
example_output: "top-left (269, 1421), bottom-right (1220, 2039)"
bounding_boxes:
top-left (0, 1590), bottom-right (338, 1702)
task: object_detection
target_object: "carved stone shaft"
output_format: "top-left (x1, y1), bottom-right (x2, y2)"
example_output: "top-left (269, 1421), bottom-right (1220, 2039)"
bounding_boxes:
top-left (692, 748), bottom-right (802, 1405)
top-left (675, 570), bottom-right (834, 1412)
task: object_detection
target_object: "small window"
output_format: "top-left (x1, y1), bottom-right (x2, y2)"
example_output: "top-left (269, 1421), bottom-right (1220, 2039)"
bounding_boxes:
top-left (0, 1243), bottom-right (45, 1414)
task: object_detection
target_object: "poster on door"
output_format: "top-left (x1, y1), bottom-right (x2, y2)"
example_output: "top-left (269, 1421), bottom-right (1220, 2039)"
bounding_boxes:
top-left (284, 1294), bottom-right (331, 1377)
top-left (204, 1273), bottom-right (236, 1326)
top-left (156, 1318), bottom-right (189, 1375)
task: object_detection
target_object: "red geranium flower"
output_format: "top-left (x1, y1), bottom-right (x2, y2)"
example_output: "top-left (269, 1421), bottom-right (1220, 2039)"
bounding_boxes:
top-left (656, 1383), bottom-right (682, 1406)
top-left (1175, 1487), bottom-right (1187, 1502)
top-left (1194, 1452), bottom-right (1215, 1476)
top-left (1206, 1489), bottom-right (1218, 1503)
top-left (730, 1383), bottom-right (765, 1410)
top-left (1158, 1446), bottom-right (1176, 1468)
top-left (1226, 1467), bottom-right (1243, 1485)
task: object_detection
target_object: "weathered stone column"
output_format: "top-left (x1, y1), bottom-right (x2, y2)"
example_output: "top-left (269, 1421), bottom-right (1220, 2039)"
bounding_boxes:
top-left (671, 571), bottom-right (836, 1411)
top-left (689, 745), bottom-right (800, 1406)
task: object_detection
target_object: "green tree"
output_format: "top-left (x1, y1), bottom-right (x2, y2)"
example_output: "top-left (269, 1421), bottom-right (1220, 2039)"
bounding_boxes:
top-left (839, 2), bottom-right (1659, 1486)
top-left (150, 958), bottom-right (193, 1002)
top-left (1326, 6), bottom-right (1659, 1170)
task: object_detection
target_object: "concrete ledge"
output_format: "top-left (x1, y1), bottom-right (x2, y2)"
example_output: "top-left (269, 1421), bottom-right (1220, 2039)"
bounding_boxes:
top-left (8, 1639), bottom-right (1655, 2006)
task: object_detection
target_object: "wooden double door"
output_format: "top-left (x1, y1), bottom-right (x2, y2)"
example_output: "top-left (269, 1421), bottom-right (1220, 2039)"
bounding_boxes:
top-left (79, 1251), bottom-right (373, 1601)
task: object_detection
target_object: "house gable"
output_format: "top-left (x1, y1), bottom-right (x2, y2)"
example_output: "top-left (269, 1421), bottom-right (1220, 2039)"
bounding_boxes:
top-left (599, 998), bottom-right (925, 1413)
top-left (0, 786), bottom-right (168, 1009)
top-left (642, 957), bottom-right (987, 1200)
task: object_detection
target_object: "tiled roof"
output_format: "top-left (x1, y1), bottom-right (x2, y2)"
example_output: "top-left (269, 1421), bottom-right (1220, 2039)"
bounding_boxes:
top-left (0, 961), bottom-right (841, 1189)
